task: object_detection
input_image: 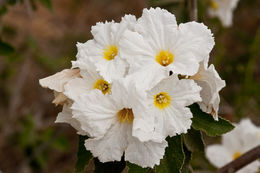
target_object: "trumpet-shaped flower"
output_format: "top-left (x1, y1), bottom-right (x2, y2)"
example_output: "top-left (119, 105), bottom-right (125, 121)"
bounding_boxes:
top-left (74, 15), bottom-right (136, 82)
top-left (206, 119), bottom-right (260, 173)
top-left (71, 80), bottom-right (167, 168)
top-left (63, 64), bottom-right (111, 102)
top-left (133, 75), bottom-right (201, 143)
top-left (39, 68), bottom-right (87, 135)
top-left (119, 8), bottom-right (214, 88)
top-left (208, 0), bottom-right (239, 27)
top-left (190, 60), bottom-right (225, 120)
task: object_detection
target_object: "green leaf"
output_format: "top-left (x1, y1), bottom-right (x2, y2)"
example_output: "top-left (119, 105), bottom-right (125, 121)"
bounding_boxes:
top-left (181, 144), bottom-right (192, 173)
top-left (75, 135), bottom-right (93, 173)
top-left (127, 162), bottom-right (149, 173)
top-left (39, 0), bottom-right (52, 10)
top-left (0, 39), bottom-right (14, 55)
top-left (155, 135), bottom-right (184, 173)
top-left (94, 157), bottom-right (126, 173)
top-left (183, 128), bottom-right (204, 153)
top-left (190, 104), bottom-right (235, 137)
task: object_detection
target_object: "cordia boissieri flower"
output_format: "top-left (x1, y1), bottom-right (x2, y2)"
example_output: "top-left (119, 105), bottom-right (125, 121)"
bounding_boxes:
top-left (39, 68), bottom-right (87, 135)
top-left (119, 7), bottom-right (214, 89)
top-left (206, 119), bottom-right (260, 173)
top-left (71, 80), bottom-right (167, 168)
top-left (208, 0), bottom-right (239, 27)
top-left (190, 59), bottom-right (225, 120)
top-left (73, 15), bottom-right (136, 82)
top-left (133, 75), bottom-right (202, 143)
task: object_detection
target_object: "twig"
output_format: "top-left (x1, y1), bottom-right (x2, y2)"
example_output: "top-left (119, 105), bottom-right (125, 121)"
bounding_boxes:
top-left (216, 145), bottom-right (260, 173)
top-left (189, 0), bottom-right (197, 21)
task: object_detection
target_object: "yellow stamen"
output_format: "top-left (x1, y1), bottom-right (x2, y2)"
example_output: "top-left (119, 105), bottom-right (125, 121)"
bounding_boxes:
top-left (93, 79), bottom-right (110, 94)
top-left (103, 45), bottom-right (118, 61)
top-left (156, 50), bottom-right (174, 66)
top-left (117, 108), bottom-right (134, 124)
top-left (154, 92), bottom-right (171, 109)
top-left (209, 0), bottom-right (219, 10)
top-left (232, 152), bottom-right (242, 160)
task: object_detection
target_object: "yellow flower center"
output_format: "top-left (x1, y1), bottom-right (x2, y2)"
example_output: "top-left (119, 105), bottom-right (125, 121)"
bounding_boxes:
top-left (93, 79), bottom-right (110, 95)
top-left (154, 92), bottom-right (171, 109)
top-left (117, 108), bottom-right (134, 124)
top-left (156, 50), bottom-right (174, 66)
top-left (209, 0), bottom-right (219, 10)
top-left (232, 152), bottom-right (242, 160)
top-left (103, 45), bottom-right (118, 61)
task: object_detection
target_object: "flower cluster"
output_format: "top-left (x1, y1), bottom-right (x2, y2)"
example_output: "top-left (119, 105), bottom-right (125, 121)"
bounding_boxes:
top-left (39, 8), bottom-right (225, 168)
top-left (206, 119), bottom-right (260, 173)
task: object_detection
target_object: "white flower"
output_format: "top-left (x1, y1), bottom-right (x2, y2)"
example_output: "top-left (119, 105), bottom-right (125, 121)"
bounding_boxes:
top-left (206, 119), bottom-right (260, 173)
top-left (39, 68), bottom-right (87, 135)
top-left (208, 0), bottom-right (239, 27)
top-left (39, 68), bottom-right (80, 104)
top-left (63, 65), bottom-right (111, 101)
top-left (133, 75), bottom-right (202, 143)
top-left (56, 103), bottom-right (88, 136)
top-left (74, 15), bottom-right (136, 82)
top-left (190, 60), bottom-right (225, 120)
top-left (71, 80), bottom-right (167, 168)
top-left (119, 7), bottom-right (214, 88)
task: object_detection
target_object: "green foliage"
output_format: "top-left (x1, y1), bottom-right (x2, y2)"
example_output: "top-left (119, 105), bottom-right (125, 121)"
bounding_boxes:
top-left (14, 114), bottom-right (69, 171)
top-left (190, 104), bottom-right (235, 137)
top-left (75, 135), bottom-right (93, 173)
top-left (0, 39), bottom-right (14, 55)
top-left (181, 144), bottom-right (192, 173)
top-left (127, 162), bottom-right (149, 173)
top-left (155, 135), bottom-right (184, 173)
top-left (183, 128), bottom-right (204, 153)
top-left (94, 157), bottom-right (126, 173)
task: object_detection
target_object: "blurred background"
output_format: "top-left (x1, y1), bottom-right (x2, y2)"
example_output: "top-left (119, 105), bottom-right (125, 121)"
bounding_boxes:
top-left (0, 0), bottom-right (259, 172)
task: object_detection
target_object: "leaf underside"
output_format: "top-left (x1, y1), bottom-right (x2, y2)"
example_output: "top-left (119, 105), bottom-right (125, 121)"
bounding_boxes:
top-left (190, 104), bottom-right (234, 137)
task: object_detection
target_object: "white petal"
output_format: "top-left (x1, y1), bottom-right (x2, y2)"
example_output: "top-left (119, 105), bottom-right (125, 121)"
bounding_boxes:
top-left (113, 15), bottom-right (137, 43)
top-left (74, 40), bottom-right (103, 69)
top-left (95, 57), bottom-right (127, 83)
top-left (208, 0), bottom-right (239, 27)
top-left (222, 119), bottom-right (260, 153)
top-left (52, 91), bottom-right (68, 106)
top-left (146, 75), bottom-right (201, 141)
top-left (171, 22), bottom-right (215, 75)
top-left (152, 104), bottom-right (193, 140)
top-left (110, 78), bottom-right (158, 143)
top-left (205, 144), bottom-right (232, 168)
top-left (91, 21), bottom-right (116, 46)
top-left (119, 30), bottom-right (155, 73)
top-left (126, 63), bottom-right (168, 92)
top-left (136, 7), bottom-right (178, 50)
top-left (125, 133), bottom-right (167, 168)
top-left (237, 161), bottom-right (260, 173)
top-left (193, 63), bottom-right (225, 120)
top-left (39, 69), bottom-right (80, 92)
top-left (55, 104), bottom-right (87, 136)
top-left (71, 90), bottom-right (118, 137)
top-left (85, 123), bottom-right (129, 162)
top-left (63, 77), bottom-right (91, 101)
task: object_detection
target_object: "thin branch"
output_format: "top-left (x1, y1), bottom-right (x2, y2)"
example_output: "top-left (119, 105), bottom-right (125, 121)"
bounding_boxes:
top-left (216, 145), bottom-right (260, 173)
top-left (189, 0), bottom-right (198, 21)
